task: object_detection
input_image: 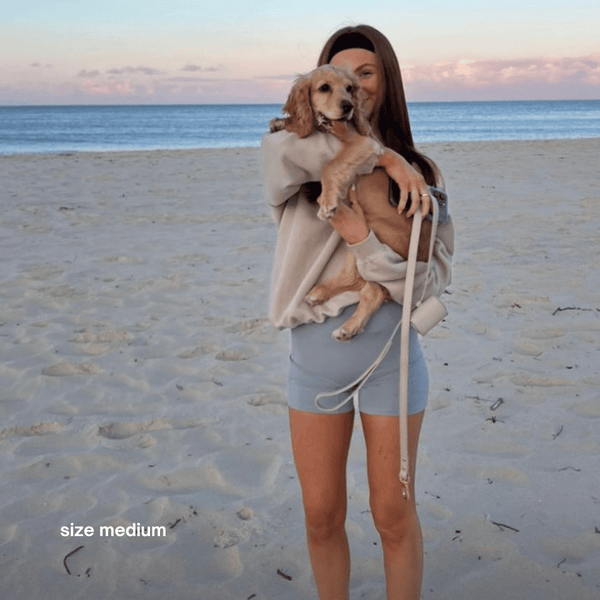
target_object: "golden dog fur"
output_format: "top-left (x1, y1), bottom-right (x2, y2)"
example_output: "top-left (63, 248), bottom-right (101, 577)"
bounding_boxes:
top-left (270, 64), bottom-right (432, 340)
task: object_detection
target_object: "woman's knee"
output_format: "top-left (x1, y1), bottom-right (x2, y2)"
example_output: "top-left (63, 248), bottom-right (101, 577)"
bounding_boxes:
top-left (370, 498), bottom-right (417, 542)
top-left (303, 496), bottom-right (347, 542)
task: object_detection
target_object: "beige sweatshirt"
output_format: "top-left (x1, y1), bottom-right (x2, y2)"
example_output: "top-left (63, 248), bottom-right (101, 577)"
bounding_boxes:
top-left (261, 129), bottom-right (454, 329)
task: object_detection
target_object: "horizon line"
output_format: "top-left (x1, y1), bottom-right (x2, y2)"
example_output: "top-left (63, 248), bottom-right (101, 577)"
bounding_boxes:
top-left (2, 98), bottom-right (600, 108)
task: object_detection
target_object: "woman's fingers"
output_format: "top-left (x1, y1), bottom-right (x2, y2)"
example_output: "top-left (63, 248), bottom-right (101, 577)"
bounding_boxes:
top-left (348, 186), bottom-right (366, 220)
top-left (406, 189), bottom-right (431, 218)
top-left (378, 149), bottom-right (431, 217)
top-left (400, 187), bottom-right (431, 218)
top-left (328, 196), bottom-right (370, 245)
top-left (406, 186), bottom-right (420, 218)
top-left (420, 190), bottom-right (431, 217)
top-left (397, 186), bottom-right (409, 213)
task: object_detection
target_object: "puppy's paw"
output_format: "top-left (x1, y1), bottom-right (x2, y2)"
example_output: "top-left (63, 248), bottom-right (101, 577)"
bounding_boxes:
top-left (305, 285), bottom-right (329, 306)
top-left (317, 204), bottom-right (338, 221)
top-left (317, 193), bottom-right (338, 220)
top-left (332, 325), bottom-right (356, 342)
top-left (332, 322), bottom-right (363, 341)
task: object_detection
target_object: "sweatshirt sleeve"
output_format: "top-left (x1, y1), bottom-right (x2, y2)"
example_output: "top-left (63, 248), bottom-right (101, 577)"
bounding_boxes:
top-left (261, 129), bottom-right (341, 208)
top-left (348, 214), bottom-right (454, 306)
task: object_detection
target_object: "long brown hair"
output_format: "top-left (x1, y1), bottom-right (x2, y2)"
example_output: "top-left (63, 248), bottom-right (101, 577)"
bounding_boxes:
top-left (318, 24), bottom-right (435, 187)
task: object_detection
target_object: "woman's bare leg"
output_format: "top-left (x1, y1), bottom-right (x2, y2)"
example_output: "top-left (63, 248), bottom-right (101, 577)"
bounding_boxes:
top-left (289, 408), bottom-right (355, 600)
top-left (360, 411), bottom-right (425, 600)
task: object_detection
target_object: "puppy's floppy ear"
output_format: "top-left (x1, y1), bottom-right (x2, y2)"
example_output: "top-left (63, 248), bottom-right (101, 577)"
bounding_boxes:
top-left (353, 87), bottom-right (372, 137)
top-left (283, 74), bottom-right (314, 138)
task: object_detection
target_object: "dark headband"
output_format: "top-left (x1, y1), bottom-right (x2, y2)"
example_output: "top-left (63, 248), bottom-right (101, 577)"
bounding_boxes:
top-left (328, 32), bottom-right (375, 60)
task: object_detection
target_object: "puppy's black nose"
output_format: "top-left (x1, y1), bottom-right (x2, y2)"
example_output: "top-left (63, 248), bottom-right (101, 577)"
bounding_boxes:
top-left (340, 100), bottom-right (353, 114)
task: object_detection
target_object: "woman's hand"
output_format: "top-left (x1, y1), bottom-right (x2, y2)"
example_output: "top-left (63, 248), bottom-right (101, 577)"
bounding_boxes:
top-left (378, 149), bottom-right (431, 217)
top-left (327, 186), bottom-right (369, 245)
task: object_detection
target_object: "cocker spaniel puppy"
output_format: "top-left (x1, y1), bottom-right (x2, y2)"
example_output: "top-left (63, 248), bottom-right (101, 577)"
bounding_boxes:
top-left (270, 64), bottom-right (371, 139)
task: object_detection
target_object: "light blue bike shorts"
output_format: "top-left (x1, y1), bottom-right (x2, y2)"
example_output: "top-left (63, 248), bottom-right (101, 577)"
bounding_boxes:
top-left (288, 302), bottom-right (428, 416)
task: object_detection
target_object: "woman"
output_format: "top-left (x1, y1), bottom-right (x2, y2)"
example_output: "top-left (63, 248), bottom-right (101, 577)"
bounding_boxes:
top-left (261, 25), bottom-right (454, 600)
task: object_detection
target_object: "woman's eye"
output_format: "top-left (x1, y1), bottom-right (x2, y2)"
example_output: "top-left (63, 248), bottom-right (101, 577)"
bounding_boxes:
top-left (359, 71), bottom-right (372, 78)
top-left (318, 83), bottom-right (330, 92)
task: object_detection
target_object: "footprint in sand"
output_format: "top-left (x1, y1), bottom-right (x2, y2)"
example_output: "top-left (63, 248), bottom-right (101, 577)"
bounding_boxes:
top-left (41, 362), bottom-right (101, 377)
top-left (22, 265), bottom-right (65, 280)
top-left (513, 340), bottom-right (543, 357)
top-left (247, 392), bottom-right (286, 407)
top-left (215, 344), bottom-right (259, 361)
top-left (518, 328), bottom-right (566, 340)
top-left (98, 417), bottom-right (211, 439)
top-left (511, 373), bottom-right (575, 387)
top-left (177, 343), bottom-right (220, 359)
top-left (37, 284), bottom-right (76, 299)
top-left (77, 344), bottom-right (111, 356)
top-left (69, 330), bottom-right (134, 343)
top-left (209, 446), bottom-right (282, 493)
top-left (166, 253), bottom-right (209, 266)
top-left (67, 330), bottom-right (134, 356)
top-left (569, 398), bottom-right (600, 418)
top-left (224, 318), bottom-right (269, 333)
top-left (103, 255), bottom-right (142, 264)
top-left (0, 421), bottom-right (67, 440)
top-left (212, 527), bottom-right (252, 548)
top-left (98, 419), bottom-right (171, 440)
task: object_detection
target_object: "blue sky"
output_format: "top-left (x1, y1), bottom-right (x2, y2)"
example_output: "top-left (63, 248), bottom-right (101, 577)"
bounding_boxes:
top-left (2, 0), bottom-right (599, 104)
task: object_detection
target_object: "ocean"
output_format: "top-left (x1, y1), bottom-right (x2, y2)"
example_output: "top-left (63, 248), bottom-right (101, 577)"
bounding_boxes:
top-left (0, 100), bottom-right (599, 155)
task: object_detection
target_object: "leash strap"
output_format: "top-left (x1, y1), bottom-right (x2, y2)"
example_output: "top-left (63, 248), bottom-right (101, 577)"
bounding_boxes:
top-left (399, 193), bottom-right (439, 500)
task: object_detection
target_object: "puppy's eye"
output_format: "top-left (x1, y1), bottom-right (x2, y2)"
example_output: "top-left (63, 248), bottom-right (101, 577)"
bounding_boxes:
top-left (318, 83), bottom-right (330, 92)
top-left (346, 85), bottom-right (354, 93)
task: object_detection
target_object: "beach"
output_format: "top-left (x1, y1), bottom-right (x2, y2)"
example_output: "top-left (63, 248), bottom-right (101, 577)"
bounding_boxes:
top-left (1, 139), bottom-right (599, 599)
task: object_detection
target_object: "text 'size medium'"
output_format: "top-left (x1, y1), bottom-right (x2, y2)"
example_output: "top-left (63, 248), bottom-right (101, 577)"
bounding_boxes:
top-left (60, 523), bottom-right (167, 538)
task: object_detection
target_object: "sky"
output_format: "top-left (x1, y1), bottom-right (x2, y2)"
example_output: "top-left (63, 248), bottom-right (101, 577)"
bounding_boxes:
top-left (2, 0), bottom-right (600, 105)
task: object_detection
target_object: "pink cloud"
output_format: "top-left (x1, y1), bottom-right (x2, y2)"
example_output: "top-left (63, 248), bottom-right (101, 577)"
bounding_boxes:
top-left (181, 64), bottom-right (220, 73)
top-left (5, 52), bottom-right (599, 104)
top-left (107, 66), bottom-right (163, 76)
top-left (255, 74), bottom-right (295, 81)
top-left (77, 70), bottom-right (100, 78)
top-left (253, 74), bottom-right (296, 94)
top-left (167, 76), bottom-right (222, 82)
top-left (402, 55), bottom-right (600, 89)
top-left (78, 79), bottom-right (135, 96)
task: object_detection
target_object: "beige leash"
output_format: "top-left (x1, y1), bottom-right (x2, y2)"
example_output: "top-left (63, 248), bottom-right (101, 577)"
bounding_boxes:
top-left (316, 193), bottom-right (446, 480)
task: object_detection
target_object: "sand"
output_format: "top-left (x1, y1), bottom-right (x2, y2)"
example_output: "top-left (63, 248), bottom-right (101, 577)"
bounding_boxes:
top-left (0, 139), bottom-right (599, 599)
